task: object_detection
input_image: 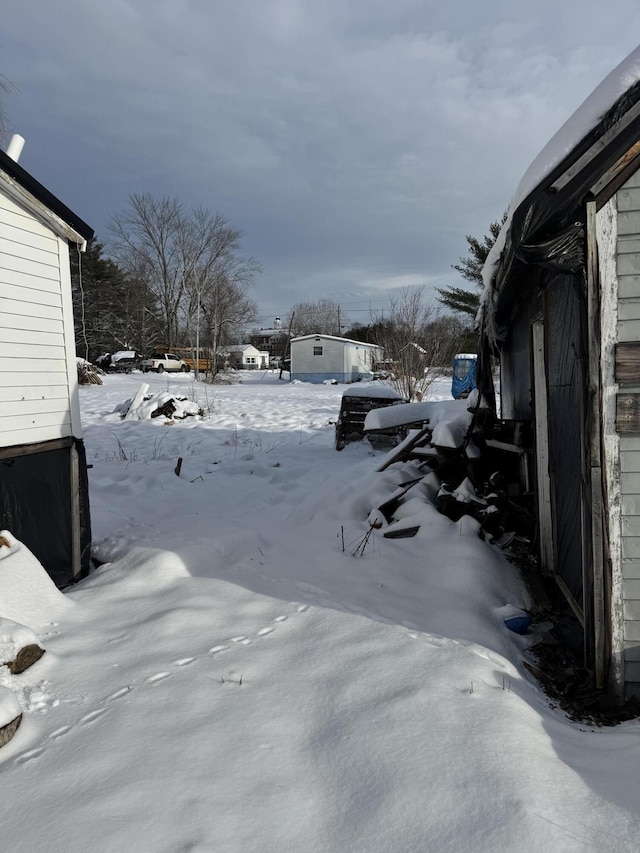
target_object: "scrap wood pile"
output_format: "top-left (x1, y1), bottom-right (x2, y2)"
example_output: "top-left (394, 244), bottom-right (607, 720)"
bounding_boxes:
top-left (363, 392), bottom-right (536, 548)
top-left (116, 384), bottom-right (204, 421)
top-left (77, 359), bottom-right (103, 385)
top-left (364, 395), bottom-right (640, 723)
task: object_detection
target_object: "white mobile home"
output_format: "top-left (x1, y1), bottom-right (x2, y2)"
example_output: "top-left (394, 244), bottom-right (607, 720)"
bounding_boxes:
top-left (0, 141), bottom-right (94, 587)
top-left (290, 335), bottom-right (383, 383)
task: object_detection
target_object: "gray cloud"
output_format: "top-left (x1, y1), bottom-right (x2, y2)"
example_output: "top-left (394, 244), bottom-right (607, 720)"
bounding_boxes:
top-left (2, 1), bottom-right (639, 323)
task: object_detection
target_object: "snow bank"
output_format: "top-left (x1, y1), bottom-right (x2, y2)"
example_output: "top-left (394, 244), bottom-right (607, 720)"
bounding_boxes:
top-left (0, 531), bottom-right (74, 625)
top-left (0, 685), bottom-right (21, 728)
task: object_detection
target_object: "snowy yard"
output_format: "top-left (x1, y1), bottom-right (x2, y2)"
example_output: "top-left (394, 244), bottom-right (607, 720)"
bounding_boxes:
top-left (2, 371), bottom-right (640, 852)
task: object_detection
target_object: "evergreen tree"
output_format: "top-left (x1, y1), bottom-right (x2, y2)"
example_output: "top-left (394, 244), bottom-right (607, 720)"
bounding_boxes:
top-left (436, 214), bottom-right (506, 320)
top-left (70, 238), bottom-right (160, 361)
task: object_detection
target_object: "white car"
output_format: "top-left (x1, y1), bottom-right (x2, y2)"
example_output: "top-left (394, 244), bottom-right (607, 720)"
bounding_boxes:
top-left (141, 353), bottom-right (190, 373)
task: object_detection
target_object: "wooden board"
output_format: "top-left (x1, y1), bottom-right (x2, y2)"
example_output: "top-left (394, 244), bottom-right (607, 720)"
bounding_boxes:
top-left (616, 342), bottom-right (640, 384)
top-left (617, 393), bottom-right (640, 432)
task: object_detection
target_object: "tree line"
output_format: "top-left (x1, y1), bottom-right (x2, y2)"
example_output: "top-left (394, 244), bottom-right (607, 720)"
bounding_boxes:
top-left (72, 194), bottom-right (260, 365)
top-left (70, 196), bottom-right (502, 391)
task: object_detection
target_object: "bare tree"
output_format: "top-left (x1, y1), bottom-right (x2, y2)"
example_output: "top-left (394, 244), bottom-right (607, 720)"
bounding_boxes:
top-left (286, 298), bottom-right (341, 336)
top-left (108, 194), bottom-right (260, 357)
top-left (179, 208), bottom-right (260, 375)
top-left (109, 195), bottom-right (185, 346)
top-left (373, 287), bottom-right (461, 400)
top-left (199, 273), bottom-right (258, 375)
top-left (0, 74), bottom-right (16, 142)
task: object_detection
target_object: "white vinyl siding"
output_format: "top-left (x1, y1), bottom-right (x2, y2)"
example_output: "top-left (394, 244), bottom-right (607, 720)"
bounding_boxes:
top-left (0, 191), bottom-right (75, 447)
top-left (612, 172), bottom-right (640, 695)
top-left (290, 335), bottom-right (382, 382)
top-left (616, 172), bottom-right (640, 343)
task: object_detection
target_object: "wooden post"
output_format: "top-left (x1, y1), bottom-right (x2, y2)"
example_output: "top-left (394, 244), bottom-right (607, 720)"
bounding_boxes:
top-left (531, 320), bottom-right (556, 575)
top-left (70, 442), bottom-right (82, 581)
top-left (586, 198), bottom-right (606, 689)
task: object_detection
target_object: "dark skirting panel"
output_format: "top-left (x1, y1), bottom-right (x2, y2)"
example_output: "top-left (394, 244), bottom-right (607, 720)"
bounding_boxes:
top-left (545, 271), bottom-right (588, 603)
top-left (0, 437), bottom-right (92, 588)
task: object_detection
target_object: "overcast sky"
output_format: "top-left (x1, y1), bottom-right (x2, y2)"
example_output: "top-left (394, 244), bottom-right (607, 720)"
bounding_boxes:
top-left (2, 2), bottom-right (639, 327)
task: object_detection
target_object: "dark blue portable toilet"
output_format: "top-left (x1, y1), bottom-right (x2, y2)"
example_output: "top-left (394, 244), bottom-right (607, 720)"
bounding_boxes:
top-left (452, 353), bottom-right (477, 399)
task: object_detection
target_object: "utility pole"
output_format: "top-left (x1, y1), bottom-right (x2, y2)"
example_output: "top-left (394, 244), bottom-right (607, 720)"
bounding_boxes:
top-left (279, 311), bottom-right (295, 381)
top-left (195, 286), bottom-right (201, 382)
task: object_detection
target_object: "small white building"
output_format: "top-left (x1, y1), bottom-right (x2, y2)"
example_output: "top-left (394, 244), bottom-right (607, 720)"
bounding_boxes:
top-left (0, 138), bottom-right (94, 587)
top-left (290, 335), bottom-right (383, 383)
top-left (219, 344), bottom-right (269, 369)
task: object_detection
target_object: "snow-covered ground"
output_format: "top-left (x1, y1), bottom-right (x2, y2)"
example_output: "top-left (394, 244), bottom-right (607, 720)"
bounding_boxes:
top-left (3, 370), bottom-right (640, 852)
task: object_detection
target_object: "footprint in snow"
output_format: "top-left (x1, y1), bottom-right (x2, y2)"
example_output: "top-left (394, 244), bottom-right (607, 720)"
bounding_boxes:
top-left (106, 687), bottom-right (133, 702)
top-left (230, 636), bottom-right (251, 645)
top-left (209, 645), bottom-right (229, 655)
top-left (80, 707), bottom-right (109, 725)
top-left (257, 627), bottom-right (275, 637)
top-left (48, 725), bottom-right (72, 741)
top-left (145, 672), bottom-right (171, 684)
top-left (15, 747), bottom-right (45, 764)
top-left (174, 657), bottom-right (196, 667)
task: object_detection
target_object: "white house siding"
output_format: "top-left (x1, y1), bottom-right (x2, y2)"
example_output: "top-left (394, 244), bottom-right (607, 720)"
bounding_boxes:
top-left (609, 172), bottom-right (640, 697)
top-left (0, 192), bottom-right (76, 447)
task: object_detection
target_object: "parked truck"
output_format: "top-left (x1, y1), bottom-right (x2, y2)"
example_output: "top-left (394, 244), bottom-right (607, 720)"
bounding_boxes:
top-left (141, 352), bottom-right (190, 373)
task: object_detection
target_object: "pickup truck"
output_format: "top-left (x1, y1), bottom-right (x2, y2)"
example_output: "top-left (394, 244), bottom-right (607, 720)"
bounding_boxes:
top-left (141, 353), bottom-right (190, 373)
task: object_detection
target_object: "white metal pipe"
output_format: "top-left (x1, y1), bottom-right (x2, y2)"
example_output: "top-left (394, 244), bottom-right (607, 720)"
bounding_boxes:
top-left (6, 134), bottom-right (25, 163)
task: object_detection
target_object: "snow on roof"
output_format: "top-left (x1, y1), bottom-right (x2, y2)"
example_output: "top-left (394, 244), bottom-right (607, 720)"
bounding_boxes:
top-left (291, 334), bottom-right (382, 348)
top-left (252, 328), bottom-right (287, 336)
top-left (341, 384), bottom-right (406, 400)
top-left (219, 344), bottom-right (259, 354)
top-left (481, 45), bottom-right (640, 328)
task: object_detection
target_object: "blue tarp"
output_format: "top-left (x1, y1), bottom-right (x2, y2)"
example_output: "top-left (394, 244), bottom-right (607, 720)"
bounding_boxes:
top-left (451, 354), bottom-right (477, 399)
